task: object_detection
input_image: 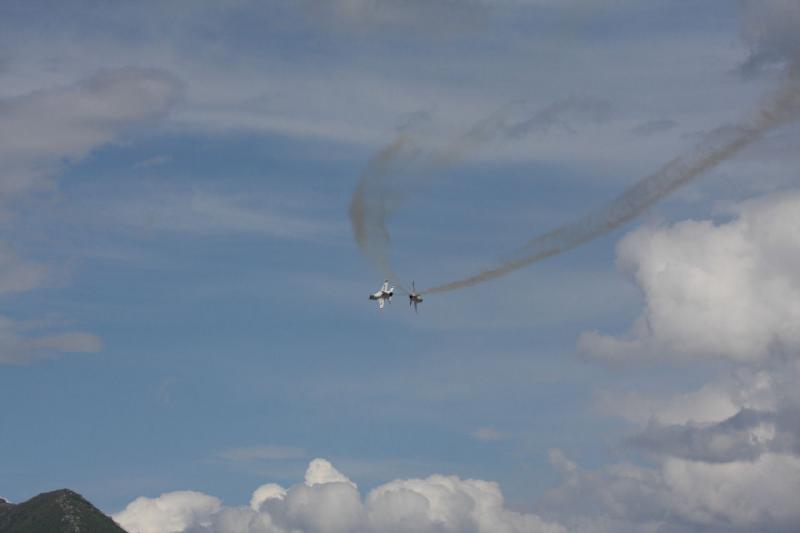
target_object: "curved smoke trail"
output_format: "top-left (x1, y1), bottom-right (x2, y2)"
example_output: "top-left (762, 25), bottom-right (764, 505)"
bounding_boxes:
top-left (350, 68), bottom-right (800, 296)
top-left (421, 71), bottom-right (800, 294)
top-left (348, 104), bottom-right (524, 293)
top-left (348, 136), bottom-right (409, 291)
top-left (348, 99), bottom-right (614, 284)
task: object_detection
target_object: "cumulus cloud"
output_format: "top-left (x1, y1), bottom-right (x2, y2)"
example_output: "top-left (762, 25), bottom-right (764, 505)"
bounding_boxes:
top-left (597, 366), bottom-right (778, 425)
top-left (568, 182), bottom-right (800, 530)
top-left (250, 485), bottom-right (287, 511)
top-left (543, 449), bottom-right (800, 533)
top-left (113, 491), bottom-right (221, 533)
top-left (115, 458), bottom-right (564, 533)
top-left (548, 439), bottom-right (800, 532)
top-left (580, 190), bottom-right (800, 362)
top-left (659, 453), bottom-right (800, 530)
top-left (594, 379), bottom-right (800, 528)
top-left (303, 458), bottom-right (356, 489)
top-left (602, 355), bottom-right (800, 465)
top-left (627, 408), bottom-right (782, 463)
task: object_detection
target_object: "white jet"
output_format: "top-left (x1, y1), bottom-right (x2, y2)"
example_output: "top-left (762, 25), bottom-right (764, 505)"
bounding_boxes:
top-left (369, 280), bottom-right (394, 310)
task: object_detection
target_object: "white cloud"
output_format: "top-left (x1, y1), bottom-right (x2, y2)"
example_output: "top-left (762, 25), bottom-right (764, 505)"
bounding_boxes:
top-left (367, 475), bottom-right (564, 533)
top-left (113, 491), bottom-right (221, 533)
top-left (200, 506), bottom-right (278, 533)
top-left (304, 458), bottom-right (356, 489)
top-left (544, 449), bottom-right (800, 532)
top-left (601, 355), bottom-right (800, 464)
top-left (567, 183), bottom-right (800, 530)
top-left (250, 484), bottom-right (286, 511)
top-left (597, 366), bottom-right (778, 425)
top-left (115, 458), bottom-right (564, 533)
top-left (580, 191), bottom-right (800, 362)
top-left (661, 452), bottom-right (800, 528)
top-left (627, 409), bottom-right (780, 463)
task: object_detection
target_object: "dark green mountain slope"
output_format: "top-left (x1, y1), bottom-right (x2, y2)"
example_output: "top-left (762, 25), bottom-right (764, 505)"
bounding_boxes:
top-left (0, 489), bottom-right (127, 533)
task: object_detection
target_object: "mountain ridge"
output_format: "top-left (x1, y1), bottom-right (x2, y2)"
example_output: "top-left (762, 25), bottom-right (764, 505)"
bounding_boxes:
top-left (0, 489), bottom-right (127, 533)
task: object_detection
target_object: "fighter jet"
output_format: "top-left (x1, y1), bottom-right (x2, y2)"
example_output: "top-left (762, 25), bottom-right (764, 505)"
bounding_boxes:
top-left (408, 281), bottom-right (423, 313)
top-left (369, 280), bottom-right (394, 310)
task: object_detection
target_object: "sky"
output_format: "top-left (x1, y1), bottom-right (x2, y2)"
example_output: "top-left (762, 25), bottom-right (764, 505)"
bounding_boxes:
top-left (1, 1), bottom-right (800, 532)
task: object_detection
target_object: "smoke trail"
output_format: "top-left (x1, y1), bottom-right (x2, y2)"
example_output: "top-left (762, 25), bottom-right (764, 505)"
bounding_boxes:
top-left (348, 136), bottom-right (409, 289)
top-left (348, 107), bottom-right (512, 289)
top-left (422, 70), bottom-right (800, 294)
top-left (348, 100), bottom-right (596, 286)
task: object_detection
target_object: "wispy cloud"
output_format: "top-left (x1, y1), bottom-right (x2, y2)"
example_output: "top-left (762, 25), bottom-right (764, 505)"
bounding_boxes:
top-left (471, 427), bottom-right (508, 442)
top-left (0, 68), bottom-right (182, 364)
top-left (0, 243), bottom-right (47, 295)
top-left (116, 191), bottom-right (346, 242)
top-left (0, 315), bottom-right (102, 364)
top-left (218, 445), bottom-right (306, 462)
top-left (0, 68), bottom-right (182, 199)
top-left (133, 155), bottom-right (172, 169)
top-left (630, 119), bottom-right (677, 136)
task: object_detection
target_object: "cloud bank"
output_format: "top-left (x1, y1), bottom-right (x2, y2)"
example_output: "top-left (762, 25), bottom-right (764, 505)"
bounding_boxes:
top-left (544, 448), bottom-right (800, 533)
top-left (560, 189), bottom-right (800, 532)
top-left (114, 459), bottom-right (564, 533)
top-left (546, 359), bottom-right (800, 531)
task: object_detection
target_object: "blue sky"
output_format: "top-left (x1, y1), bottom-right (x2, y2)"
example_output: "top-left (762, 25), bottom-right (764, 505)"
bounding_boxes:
top-left (2, 2), bottom-right (800, 532)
